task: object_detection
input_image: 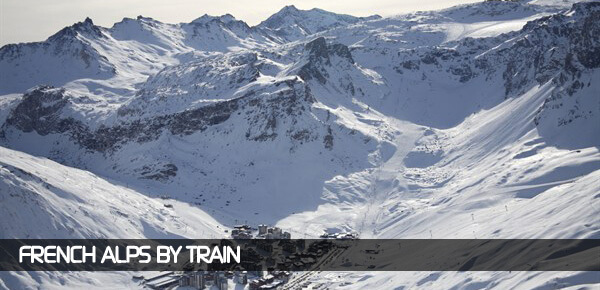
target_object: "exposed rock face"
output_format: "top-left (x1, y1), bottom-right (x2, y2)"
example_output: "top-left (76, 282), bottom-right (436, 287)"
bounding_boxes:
top-left (4, 86), bottom-right (72, 135)
top-left (2, 77), bottom-right (323, 154)
top-left (138, 163), bottom-right (178, 181)
top-left (393, 3), bottom-right (597, 87)
top-left (388, 2), bottom-right (599, 137)
top-left (1, 4), bottom-right (599, 289)
top-left (0, 2), bottom-right (598, 184)
top-left (299, 37), bottom-right (355, 85)
top-left (499, 2), bottom-right (600, 96)
top-left (4, 3), bottom-right (598, 152)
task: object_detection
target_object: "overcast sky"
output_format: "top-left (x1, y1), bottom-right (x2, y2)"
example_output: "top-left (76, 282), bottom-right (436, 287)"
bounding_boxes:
top-left (0, 0), bottom-right (482, 46)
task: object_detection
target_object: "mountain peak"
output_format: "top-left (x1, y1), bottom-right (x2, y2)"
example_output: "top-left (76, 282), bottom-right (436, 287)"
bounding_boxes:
top-left (281, 5), bottom-right (299, 12)
top-left (135, 15), bottom-right (158, 22)
top-left (74, 17), bottom-right (96, 30)
top-left (47, 17), bottom-right (102, 42)
top-left (258, 5), bottom-right (377, 40)
top-left (191, 13), bottom-right (237, 25)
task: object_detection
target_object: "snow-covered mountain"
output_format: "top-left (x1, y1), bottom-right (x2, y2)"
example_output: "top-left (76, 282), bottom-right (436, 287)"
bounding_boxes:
top-left (1, 0), bottom-right (599, 289)
top-left (257, 5), bottom-right (381, 41)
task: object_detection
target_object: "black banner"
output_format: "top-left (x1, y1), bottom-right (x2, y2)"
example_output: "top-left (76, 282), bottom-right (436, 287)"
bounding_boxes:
top-left (1, 239), bottom-right (598, 271)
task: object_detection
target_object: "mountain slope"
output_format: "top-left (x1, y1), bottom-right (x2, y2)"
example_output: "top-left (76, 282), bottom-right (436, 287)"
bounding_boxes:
top-left (0, 145), bottom-right (224, 239)
top-left (258, 5), bottom-right (380, 41)
top-left (0, 18), bottom-right (115, 95)
top-left (0, 1), bottom-right (599, 289)
top-left (0, 0), bottom-right (598, 242)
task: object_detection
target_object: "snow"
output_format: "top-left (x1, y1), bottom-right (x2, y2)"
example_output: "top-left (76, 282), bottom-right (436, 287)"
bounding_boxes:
top-left (1, 0), bottom-right (599, 289)
top-left (0, 145), bottom-right (224, 239)
top-left (440, 14), bottom-right (552, 42)
top-left (257, 5), bottom-right (380, 41)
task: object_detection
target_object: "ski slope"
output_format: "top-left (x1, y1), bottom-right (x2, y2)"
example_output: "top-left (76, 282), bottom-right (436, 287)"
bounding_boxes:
top-left (0, 0), bottom-right (599, 289)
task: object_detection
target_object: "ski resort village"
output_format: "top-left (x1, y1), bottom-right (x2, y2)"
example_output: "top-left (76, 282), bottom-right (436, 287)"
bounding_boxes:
top-left (137, 224), bottom-right (356, 289)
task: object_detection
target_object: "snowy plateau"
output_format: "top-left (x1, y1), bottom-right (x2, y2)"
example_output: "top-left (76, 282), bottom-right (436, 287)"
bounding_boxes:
top-left (0, 0), bottom-right (599, 288)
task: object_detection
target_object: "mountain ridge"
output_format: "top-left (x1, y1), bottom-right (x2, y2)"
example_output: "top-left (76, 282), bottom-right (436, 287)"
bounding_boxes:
top-left (0, 1), bottom-right (599, 289)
